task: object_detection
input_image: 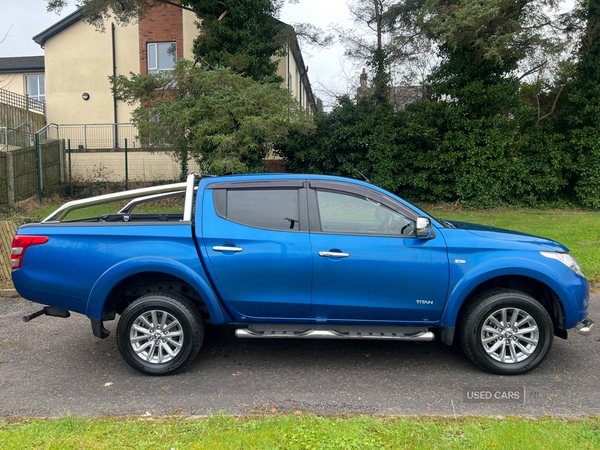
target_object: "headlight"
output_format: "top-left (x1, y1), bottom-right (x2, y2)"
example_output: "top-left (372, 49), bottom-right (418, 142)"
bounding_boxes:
top-left (540, 251), bottom-right (585, 278)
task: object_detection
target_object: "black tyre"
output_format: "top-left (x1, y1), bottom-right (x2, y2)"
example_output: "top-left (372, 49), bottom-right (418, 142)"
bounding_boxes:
top-left (117, 294), bottom-right (204, 375)
top-left (459, 289), bottom-right (553, 375)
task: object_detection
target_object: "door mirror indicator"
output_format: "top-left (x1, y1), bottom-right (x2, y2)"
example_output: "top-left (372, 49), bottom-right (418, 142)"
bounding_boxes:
top-left (416, 217), bottom-right (432, 239)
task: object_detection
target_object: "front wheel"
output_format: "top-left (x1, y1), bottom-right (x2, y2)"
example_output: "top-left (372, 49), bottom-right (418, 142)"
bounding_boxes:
top-left (459, 289), bottom-right (554, 375)
top-left (117, 294), bottom-right (204, 375)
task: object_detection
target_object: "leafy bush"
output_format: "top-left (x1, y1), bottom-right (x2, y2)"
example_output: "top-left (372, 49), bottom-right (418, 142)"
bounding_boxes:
top-left (277, 45), bottom-right (573, 208)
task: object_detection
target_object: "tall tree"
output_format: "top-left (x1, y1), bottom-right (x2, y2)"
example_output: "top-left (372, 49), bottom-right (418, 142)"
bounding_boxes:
top-left (416, 0), bottom-right (564, 63)
top-left (336, 0), bottom-right (395, 103)
top-left (191, 0), bottom-right (286, 83)
top-left (112, 60), bottom-right (313, 176)
top-left (382, 0), bottom-right (567, 86)
top-left (565, 0), bottom-right (600, 208)
top-left (397, 0), bottom-right (572, 207)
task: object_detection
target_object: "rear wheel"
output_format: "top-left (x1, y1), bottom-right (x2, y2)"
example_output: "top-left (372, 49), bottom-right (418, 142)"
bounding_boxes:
top-left (117, 294), bottom-right (204, 375)
top-left (459, 289), bottom-right (553, 375)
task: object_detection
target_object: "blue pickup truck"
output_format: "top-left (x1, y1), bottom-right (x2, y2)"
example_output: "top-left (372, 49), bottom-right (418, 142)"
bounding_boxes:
top-left (11, 173), bottom-right (593, 376)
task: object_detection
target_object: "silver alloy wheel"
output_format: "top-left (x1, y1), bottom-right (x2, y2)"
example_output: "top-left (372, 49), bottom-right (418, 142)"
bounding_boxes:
top-left (480, 307), bottom-right (539, 363)
top-left (129, 310), bottom-right (184, 364)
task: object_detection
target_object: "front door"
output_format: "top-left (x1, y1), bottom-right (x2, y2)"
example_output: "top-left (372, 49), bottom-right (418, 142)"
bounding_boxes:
top-left (308, 182), bottom-right (449, 322)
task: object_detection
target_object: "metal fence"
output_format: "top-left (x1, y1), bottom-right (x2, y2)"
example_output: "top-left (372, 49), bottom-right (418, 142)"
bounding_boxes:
top-left (0, 127), bottom-right (35, 152)
top-left (39, 123), bottom-right (140, 149)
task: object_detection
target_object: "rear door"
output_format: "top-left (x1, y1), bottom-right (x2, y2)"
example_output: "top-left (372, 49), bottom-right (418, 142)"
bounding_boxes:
top-left (308, 180), bottom-right (450, 322)
top-left (201, 180), bottom-right (313, 319)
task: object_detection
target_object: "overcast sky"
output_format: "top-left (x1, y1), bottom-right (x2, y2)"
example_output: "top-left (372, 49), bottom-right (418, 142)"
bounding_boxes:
top-left (1, 0), bottom-right (356, 104)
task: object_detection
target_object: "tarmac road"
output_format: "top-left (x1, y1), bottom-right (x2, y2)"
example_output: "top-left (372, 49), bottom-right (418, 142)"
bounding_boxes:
top-left (0, 294), bottom-right (598, 418)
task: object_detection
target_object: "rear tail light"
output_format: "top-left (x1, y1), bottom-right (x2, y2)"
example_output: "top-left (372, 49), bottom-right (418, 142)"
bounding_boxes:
top-left (11, 235), bottom-right (49, 270)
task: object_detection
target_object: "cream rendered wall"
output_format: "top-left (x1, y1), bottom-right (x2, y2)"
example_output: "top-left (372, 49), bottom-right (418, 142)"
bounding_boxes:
top-left (70, 151), bottom-right (201, 181)
top-left (181, 20), bottom-right (310, 108)
top-left (44, 13), bottom-right (310, 129)
top-left (182, 10), bottom-right (199, 61)
top-left (274, 45), bottom-right (305, 105)
top-left (113, 22), bottom-right (140, 123)
top-left (276, 54), bottom-right (287, 85)
top-left (0, 72), bottom-right (46, 98)
top-left (0, 73), bottom-right (27, 96)
top-left (44, 19), bottom-right (139, 125)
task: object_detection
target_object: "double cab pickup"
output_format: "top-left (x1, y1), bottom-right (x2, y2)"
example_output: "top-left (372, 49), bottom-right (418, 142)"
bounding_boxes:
top-left (12, 174), bottom-right (594, 375)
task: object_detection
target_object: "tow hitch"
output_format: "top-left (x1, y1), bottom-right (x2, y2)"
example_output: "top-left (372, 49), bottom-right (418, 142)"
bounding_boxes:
top-left (22, 306), bottom-right (70, 322)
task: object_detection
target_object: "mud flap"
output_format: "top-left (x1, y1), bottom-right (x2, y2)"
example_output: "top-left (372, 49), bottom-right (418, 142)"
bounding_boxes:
top-left (91, 318), bottom-right (110, 339)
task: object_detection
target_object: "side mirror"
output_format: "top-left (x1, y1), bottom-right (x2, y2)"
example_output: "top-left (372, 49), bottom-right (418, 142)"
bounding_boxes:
top-left (416, 217), bottom-right (432, 239)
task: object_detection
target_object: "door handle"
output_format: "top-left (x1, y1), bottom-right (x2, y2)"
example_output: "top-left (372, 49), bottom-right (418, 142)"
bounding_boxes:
top-left (213, 246), bottom-right (243, 252)
top-left (319, 251), bottom-right (349, 258)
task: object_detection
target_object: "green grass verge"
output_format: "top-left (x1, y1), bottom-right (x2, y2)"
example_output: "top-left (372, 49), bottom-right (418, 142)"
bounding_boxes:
top-left (423, 206), bottom-right (600, 282)
top-left (1, 415), bottom-right (599, 449)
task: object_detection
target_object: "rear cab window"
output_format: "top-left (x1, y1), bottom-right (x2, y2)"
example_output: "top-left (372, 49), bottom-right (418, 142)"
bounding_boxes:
top-left (212, 184), bottom-right (306, 232)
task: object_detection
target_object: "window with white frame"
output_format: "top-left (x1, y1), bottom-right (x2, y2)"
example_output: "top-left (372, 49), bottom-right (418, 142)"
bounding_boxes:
top-left (147, 42), bottom-right (177, 74)
top-left (25, 75), bottom-right (45, 102)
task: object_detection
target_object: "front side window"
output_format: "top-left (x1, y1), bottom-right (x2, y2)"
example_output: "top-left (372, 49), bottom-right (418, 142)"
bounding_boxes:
top-left (316, 190), bottom-right (415, 236)
top-left (214, 188), bottom-right (301, 232)
top-left (147, 43), bottom-right (177, 74)
top-left (25, 75), bottom-right (45, 102)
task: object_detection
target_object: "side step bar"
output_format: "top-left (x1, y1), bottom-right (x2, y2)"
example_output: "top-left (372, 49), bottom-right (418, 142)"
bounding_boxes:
top-left (236, 327), bottom-right (435, 341)
top-left (578, 318), bottom-right (595, 336)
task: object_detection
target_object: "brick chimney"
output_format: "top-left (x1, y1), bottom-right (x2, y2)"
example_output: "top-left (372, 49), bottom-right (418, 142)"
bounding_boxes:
top-left (360, 68), bottom-right (367, 88)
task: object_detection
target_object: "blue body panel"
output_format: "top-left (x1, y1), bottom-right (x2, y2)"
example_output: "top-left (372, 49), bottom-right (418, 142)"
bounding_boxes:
top-left (309, 232), bottom-right (449, 322)
top-left (12, 173), bottom-right (589, 334)
top-left (437, 226), bottom-right (588, 328)
top-left (12, 223), bottom-right (230, 323)
top-left (86, 256), bottom-right (228, 322)
top-left (200, 190), bottom-right (313, 319)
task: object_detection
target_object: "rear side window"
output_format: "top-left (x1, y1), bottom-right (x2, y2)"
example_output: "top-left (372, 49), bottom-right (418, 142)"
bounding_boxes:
top-left (213, 188), bottom-right (301, 231)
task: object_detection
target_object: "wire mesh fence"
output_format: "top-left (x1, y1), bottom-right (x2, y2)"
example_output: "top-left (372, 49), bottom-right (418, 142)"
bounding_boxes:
top-left (0, 127), bottom-right (36, 152)
top-left (1, 123), bottom-right (285, 206)
top-left (39, 123), bottom-right (141, 149)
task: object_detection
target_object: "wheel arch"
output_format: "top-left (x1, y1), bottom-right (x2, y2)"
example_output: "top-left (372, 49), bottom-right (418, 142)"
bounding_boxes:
top-left (455, 274), bottom-right (564, 329)
top-left (86, 257), bottom-right (231, 324)
top-left (440, 260), bottom-right (576, 343)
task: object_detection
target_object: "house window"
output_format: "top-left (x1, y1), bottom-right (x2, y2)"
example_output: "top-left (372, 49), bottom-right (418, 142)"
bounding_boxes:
top-left (25, 75), bottom-right (45, 102)
top-left (147, 43), bottom-right (177, 74)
